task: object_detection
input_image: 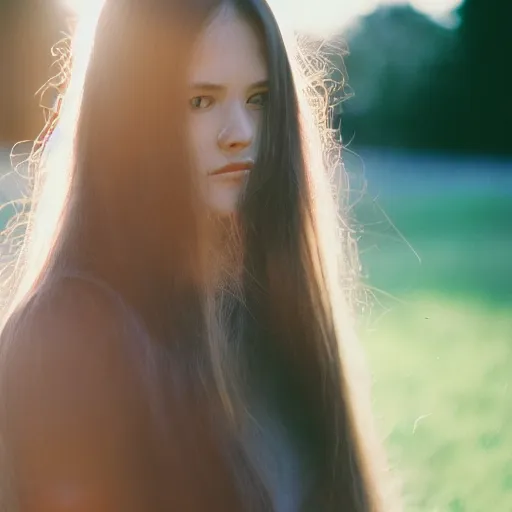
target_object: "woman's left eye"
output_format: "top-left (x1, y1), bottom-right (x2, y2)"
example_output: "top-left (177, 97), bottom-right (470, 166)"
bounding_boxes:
top-left (247, 91), bottom-right (268, 109)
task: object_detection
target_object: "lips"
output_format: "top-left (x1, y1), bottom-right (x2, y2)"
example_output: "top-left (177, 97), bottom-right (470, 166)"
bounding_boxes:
top-left (209, 161), bottom-right (254, 176)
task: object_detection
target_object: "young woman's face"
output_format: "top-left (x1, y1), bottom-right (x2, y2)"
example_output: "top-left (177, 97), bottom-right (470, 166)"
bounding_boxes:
top-left (188, 6), bottom-right (268, 216)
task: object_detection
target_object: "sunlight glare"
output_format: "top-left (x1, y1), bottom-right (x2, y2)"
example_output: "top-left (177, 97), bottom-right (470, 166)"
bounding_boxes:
top-left (62, 0), bottom-right (464, 34)
top-left (62, 0), bottom-right (105, 20)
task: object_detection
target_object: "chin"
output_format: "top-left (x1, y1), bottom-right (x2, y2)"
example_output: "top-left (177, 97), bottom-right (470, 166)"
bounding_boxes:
top-left (208, 190), bottom-right (242, 217)
top-left (209, 202), bottom-right (238, 217)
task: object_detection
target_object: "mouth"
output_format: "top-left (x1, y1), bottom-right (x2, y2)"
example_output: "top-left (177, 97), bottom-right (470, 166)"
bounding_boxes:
top-left (209, 161), bottom-right (254, 177)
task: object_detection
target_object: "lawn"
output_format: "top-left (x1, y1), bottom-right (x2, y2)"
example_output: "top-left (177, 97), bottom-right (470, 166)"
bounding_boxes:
top-left (353, 154), bottom-right (512, 511)
top-left (363, 295), bottom-right (512, 512)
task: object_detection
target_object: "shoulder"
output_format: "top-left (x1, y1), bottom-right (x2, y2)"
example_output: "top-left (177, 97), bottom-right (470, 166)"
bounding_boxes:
top-left (2, 275), bottom-right (130, 358)
top-left (0, 278), bottom-right (167, 512)
top-left (0, 276), bottom-right (150, 416)
top-left (3, 275), bottom-right (132, 343)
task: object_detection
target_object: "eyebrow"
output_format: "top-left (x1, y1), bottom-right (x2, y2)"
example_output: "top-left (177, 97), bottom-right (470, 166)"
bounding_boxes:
top-left (249, 80), bottom-right (269, 90)
top-left (190, 80), bottom-right (269, 91)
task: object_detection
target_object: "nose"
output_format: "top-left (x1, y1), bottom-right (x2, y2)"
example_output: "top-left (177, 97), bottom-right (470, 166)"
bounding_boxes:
top-left (217, 106), bottom-right (253, 154)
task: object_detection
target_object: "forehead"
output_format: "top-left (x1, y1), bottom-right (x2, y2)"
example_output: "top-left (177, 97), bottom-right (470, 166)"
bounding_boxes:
top-left (190, 6), bottom-right (267, 84)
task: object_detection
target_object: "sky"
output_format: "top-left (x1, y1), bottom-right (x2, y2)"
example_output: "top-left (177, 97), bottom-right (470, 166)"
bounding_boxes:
top-left (269, 0), bottom-right (464, 33)
top-left (63, 0), bottom-right (465, 34)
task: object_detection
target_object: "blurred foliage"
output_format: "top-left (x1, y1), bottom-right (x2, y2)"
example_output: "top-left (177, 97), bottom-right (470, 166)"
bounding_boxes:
top-left (333, 0), bottom-right (512, 156)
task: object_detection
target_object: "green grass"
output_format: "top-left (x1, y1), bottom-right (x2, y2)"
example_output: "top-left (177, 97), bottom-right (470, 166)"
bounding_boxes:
top-left (356, 190), bottom-right (512, 511)
top-left (355, 194), bottom-right (512, 303)
top-left (362, 296), bottom-right (512, 512)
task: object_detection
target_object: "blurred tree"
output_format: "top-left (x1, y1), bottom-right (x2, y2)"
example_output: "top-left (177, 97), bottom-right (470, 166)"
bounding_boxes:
top-left (412, 0), bottom-right (512, 155)
top-left (451, 0), bottom-right (512, 154)
top-left (335, 6), bottom-right (455, 150)
top-left (336, 0), bottom-right (512, 157)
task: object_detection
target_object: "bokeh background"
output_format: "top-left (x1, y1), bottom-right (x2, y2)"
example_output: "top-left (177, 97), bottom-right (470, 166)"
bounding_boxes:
top-left (1, 0), bottom-right (511, 510)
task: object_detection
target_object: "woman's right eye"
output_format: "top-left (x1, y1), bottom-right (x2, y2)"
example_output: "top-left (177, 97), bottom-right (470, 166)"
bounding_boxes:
top-left (190, 96), bottom-right (214, 110)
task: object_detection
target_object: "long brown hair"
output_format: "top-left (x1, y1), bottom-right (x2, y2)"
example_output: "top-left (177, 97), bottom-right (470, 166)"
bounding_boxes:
top-left (1, 0), bottom-right (392, 510)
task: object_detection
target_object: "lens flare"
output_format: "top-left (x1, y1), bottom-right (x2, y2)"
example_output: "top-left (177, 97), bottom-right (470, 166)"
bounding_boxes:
top-left (61, 0), bottom-right (105, 20)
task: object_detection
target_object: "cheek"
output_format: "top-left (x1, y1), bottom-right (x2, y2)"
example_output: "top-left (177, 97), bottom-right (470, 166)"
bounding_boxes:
top-left (188, 115), bottom-right (219, 171)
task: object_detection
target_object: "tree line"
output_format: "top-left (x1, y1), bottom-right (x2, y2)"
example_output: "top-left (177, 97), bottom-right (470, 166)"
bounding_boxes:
top-left (334, 0), bottom-right (512, 157)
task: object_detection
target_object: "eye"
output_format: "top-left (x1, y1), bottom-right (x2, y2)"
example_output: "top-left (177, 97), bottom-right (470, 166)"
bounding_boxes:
top-left (190, 96), bottom-right (214, 110)
top-left (247, 91), bottom-right (268, 109)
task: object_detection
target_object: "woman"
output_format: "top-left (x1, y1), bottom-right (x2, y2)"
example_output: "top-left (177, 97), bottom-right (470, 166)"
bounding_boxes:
top-left (0, 0), bottom-right (392, 510)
